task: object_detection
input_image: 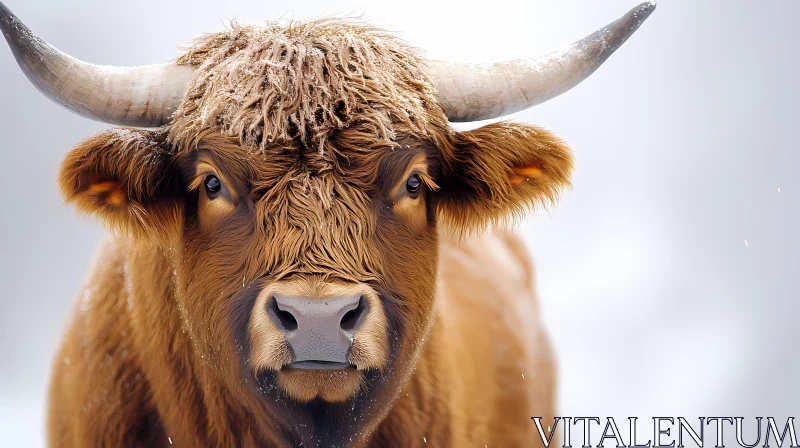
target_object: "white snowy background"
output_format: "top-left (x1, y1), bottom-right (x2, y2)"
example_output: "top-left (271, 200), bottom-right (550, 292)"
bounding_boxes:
top-left (1, 0), bottom-right (798, 446)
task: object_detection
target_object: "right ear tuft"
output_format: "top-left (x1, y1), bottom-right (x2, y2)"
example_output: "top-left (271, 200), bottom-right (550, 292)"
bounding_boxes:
top-left (59, 129), bottom-right (181, 239)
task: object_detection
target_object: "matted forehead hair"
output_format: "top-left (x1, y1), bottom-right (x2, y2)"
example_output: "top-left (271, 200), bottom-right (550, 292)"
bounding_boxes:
top-left (167, 19), bottom-right (449, 154)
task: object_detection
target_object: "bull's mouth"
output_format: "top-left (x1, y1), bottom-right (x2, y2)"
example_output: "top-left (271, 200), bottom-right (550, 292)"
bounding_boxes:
top-left (286, 361), bottom-right (356, 370)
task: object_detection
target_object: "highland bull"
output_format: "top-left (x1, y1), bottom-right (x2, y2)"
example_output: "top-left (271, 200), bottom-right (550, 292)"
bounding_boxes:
top-left (1, 2), bottom-right (655, 446)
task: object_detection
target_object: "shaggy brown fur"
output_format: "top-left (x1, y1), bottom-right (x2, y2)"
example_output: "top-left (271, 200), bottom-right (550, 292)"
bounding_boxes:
top-left (169, 19), bottom-right (440, 153)
top-left (47, 18), bottom-right (573, 448)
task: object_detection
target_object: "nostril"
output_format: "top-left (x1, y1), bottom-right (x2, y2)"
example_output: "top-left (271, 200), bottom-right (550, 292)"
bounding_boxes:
top-left (267, 296), bottom-right (298, 332)
top-left (340, 296), bottom-right (367, 332)
top-left (276, 308), bottom-right (298, 332)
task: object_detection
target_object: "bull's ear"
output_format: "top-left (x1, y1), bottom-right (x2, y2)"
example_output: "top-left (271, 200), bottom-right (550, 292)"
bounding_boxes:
top-left (59, 129), bottom-right (180, 239)
top-left (436, 122), bottom-right (574, 233)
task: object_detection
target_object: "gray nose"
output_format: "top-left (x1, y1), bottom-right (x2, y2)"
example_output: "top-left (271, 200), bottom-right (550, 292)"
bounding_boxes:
top-left (267, 294), bottom-right (368, 368)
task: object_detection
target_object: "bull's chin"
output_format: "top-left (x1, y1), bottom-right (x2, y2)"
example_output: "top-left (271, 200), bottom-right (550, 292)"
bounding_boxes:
top-left (276, 364), bottom-right (365, 403)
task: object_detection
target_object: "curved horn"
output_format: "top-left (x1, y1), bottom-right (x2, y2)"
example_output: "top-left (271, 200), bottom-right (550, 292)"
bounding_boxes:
top-left (0, 1), bottom-right (194, 127)
top-left (430, 2), bottom-right (656, 122)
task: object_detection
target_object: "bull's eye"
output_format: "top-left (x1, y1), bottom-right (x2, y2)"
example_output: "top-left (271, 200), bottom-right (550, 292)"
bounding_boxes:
top-left (406, 174), bottom-right (421, 197)
top-left (204, 175), bottom-right (221, 195)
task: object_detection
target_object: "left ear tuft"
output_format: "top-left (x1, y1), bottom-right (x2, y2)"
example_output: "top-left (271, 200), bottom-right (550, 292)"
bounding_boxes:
top-left (436, 122), bottom-right (574, 233)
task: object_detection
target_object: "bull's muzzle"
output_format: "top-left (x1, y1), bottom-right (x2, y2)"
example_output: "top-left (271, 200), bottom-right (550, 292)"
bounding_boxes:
top-left (249, 279), bottom-right (389, 374)
top-left (267, 293), bottom-right (368, 369)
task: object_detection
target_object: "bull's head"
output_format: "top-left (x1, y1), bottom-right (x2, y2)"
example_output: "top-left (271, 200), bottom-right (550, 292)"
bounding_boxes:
top-left (1, 1), bottom-right (654, 443)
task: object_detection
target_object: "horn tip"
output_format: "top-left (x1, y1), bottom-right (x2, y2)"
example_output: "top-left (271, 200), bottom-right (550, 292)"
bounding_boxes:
top-left (0, 1), bottom-right (15, 24)
top-left (0, 1), bottom-right (29, 45)
top-left (603, 1), bottom-right (657, 49)
top-left (634, 2), bottom-right (658, 21)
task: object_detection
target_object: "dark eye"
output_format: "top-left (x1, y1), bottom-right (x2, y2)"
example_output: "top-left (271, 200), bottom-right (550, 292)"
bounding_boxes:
top-left (204, 175), bottom-right (221, 195)
top-left (406, 174), bottom-right (421, 196)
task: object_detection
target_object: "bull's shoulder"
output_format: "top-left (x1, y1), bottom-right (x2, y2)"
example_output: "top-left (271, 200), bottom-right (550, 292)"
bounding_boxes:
top-left (435, 227), bottom-right (541, 334)
top-left (48, 236), bottom-right (164, 446)
top-left (60, 235), bottom-right (131, 334)
top-left (438, 228), bottom-right (536, 295)
top-left (427, 228), bottom-right (554, 446)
